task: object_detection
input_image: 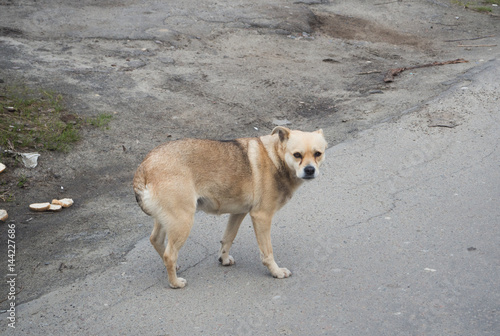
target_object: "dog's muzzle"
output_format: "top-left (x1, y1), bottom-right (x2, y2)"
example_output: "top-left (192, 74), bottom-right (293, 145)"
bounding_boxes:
top-left (302, 165), bottom-right (316, 179)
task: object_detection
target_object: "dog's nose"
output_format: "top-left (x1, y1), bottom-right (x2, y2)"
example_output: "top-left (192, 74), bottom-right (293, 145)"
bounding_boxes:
top-left (304, 165), bottom-right (315, 177)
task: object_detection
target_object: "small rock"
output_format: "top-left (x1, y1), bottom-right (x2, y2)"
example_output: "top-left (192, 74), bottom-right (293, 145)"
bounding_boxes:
top-left (4, 106), bottom-right (16, 112)
top-left (273, 118), bottom-right (292, 126)
top-left (127, 60), bottom-right (147, 69)
top-left (158, 56), bottom-right (175, 65)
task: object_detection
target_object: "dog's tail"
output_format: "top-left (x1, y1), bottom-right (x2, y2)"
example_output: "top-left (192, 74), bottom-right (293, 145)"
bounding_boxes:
top-left (133, 165), bottom-right (153, 216)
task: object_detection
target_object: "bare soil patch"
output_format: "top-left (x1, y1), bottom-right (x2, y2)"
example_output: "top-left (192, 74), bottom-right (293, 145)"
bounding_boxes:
top-left (0, 0), bottom-right (498, 306)
top-left (312, 13), bottom-right (428, 48)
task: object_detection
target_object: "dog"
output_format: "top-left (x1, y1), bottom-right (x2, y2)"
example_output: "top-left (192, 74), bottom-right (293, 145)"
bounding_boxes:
top-left (133, 126), bottom-right (327, 288)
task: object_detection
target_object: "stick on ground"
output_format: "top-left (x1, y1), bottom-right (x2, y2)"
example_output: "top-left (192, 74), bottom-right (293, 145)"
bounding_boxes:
top-left (457, 44), bottom-right (497, 48)
top-left (444, 35), bottom-right (495, 42)
top-left (384, 58), bottom-right (469, 83)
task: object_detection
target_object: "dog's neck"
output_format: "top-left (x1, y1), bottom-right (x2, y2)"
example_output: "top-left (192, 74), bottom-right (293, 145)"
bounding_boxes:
top-left (258, 134), bottom-right (282, 170)
top-left (259, 134), bottom-right (303, 187)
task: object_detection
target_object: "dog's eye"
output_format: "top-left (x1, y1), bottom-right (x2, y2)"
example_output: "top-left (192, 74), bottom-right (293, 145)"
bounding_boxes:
top-left (314, 152), bottom-right (322, 157)
top-left (293, 152), bottom-right (302, 159)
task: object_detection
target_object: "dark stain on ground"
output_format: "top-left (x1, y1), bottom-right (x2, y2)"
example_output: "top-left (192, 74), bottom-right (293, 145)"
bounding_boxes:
top-left (312, 13), bottom-right (428, 49)
top-left (0, 26), bottom-right (23, 37)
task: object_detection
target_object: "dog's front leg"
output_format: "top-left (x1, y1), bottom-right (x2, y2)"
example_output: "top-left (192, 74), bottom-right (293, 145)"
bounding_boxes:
top-left (250, 211), bottom-right (291, 278)
top-left (219, 213), bottom-right (247, 266)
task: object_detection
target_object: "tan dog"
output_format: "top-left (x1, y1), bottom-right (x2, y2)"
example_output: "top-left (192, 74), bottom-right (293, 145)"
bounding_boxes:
top-left (133, 127), bottom-right (327, 288)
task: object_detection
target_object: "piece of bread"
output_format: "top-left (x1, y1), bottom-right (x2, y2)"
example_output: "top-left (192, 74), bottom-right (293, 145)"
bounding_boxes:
top-left (29, 202), bottom-right (51, 212)
top-left (0, 209), bottom-right (7, 221)
top-left (52, 198), bottom-right (74, 208)
top-left (0, 162), bottom-right (6, 174)
top-left (48, 204), bottom-right (63, 212)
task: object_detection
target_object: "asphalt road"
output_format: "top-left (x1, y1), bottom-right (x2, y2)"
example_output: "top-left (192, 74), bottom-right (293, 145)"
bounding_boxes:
top-left (5, 59), bottom-right (499, 335)
top-left (1, 1), bottom-right (499, 335)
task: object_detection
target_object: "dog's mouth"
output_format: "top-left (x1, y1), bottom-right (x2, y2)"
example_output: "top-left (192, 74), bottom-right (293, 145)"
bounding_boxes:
top-left (301, 175), bottom-right (316, 180)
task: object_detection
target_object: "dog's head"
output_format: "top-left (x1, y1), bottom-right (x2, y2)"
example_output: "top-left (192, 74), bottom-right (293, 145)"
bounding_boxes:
top-left (272, 126), bottom-right (327, 180)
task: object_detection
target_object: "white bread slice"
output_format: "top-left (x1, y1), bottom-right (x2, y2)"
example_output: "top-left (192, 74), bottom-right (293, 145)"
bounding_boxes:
top-left (48, 204), bottom-right (63, 212)
top-left (52, 198), bottom-right (74, 208)
top-left (29, 202), bottom-right (51, 212)
top-left (0, 209), bottom-right (7, 221)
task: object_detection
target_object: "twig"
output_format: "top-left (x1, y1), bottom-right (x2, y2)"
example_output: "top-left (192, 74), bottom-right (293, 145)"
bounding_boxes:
top-left (374, 0), bottom-right (402, 5)
top-left (0, 188), bottom-right (12, 202)
top-left (384, 58), bottom-right (468, 83)
top-left (444, 35), bottom-right (495, 42)
top-left (58, 262), bottom-right (73, 272)
top-left (0, 286), bottom-right (23, 304)
top-left (457, 44), bottom-right (497, 47)
top-left (33, 261), bottom-right (41, 273)
top-left (357, 70), bottom-right (382, 75)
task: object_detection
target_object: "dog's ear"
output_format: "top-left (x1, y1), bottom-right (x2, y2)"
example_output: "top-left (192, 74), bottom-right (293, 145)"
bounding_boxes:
top-left (315, 129), bottom-right (324, 135)
top-left (271, 126), bottom-right (290, 143)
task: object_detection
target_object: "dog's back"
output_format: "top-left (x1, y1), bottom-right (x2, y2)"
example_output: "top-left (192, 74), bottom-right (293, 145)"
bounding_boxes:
top-left (133, 138), bottom-right (258, 216)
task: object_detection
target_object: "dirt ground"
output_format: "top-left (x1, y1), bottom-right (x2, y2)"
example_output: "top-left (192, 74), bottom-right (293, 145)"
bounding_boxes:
top-left (0, 0), bottom-right (498, 306)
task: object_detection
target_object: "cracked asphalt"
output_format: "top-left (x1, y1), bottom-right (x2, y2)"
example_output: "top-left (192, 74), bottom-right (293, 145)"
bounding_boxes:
top-left (5, 59), bottom-right (500, 336)
top-left (0, 0), bottom-right (499, 334)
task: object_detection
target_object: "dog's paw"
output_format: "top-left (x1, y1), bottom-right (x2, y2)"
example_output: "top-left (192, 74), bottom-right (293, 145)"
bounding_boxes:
top-left (169, 277), bottom-right (187, 289)
top-left (218, 255), bottom-right (235, 266)
top-left (272, 267), bottom-right (292, 279)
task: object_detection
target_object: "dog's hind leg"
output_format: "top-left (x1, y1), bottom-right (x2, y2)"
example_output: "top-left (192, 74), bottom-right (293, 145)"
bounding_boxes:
top-left (250, 211), bottom-right (291, 279)
top-left (150, 219), bottom-right (167, 257)
top-left (218, 213), bottom-right (247, 266)
top-left (162, 211), bottom-right (194, 289)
